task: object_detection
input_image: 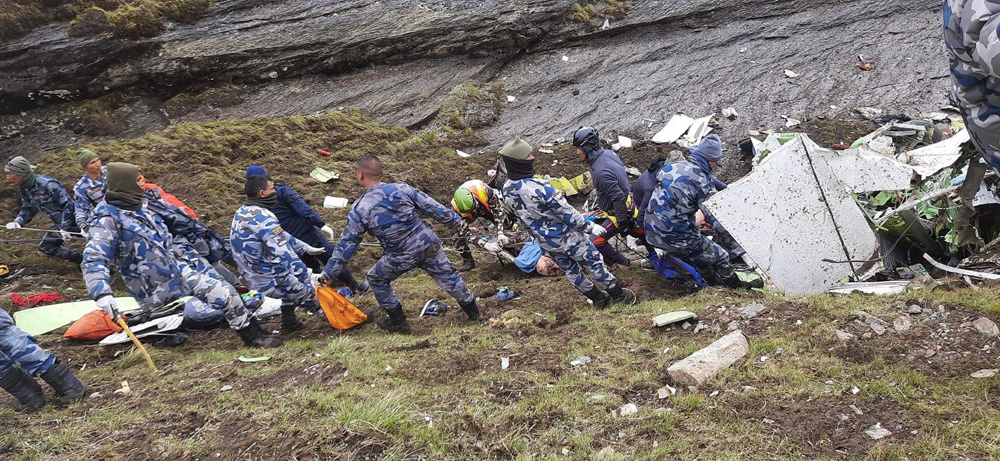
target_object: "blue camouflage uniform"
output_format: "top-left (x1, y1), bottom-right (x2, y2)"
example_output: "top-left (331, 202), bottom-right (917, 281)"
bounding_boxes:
top-left (0, 309), bottom-right (56, 379)
top-left (230, 204), bottom-right (320, 312)
top-left (82, 202), bottom-right (250, 330)
top-left (72, 166), bottom-right (107, 232)
top-left (14, 174), bottom-right (80, 261)
top-left (146, 188), bottom-right (231, 268)
top-left (944, 0), bottom-right (1000, 172)
top-left (644, 155), bottom-right (735, 281)
top-left (503, 177), bottom-right (618, 294)
top-left (322, 182), bottom-right (474, 309)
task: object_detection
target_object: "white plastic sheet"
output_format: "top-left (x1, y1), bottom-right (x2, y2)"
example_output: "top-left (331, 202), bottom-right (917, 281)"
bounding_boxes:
top-left (652, 115), bottom-right (694, 144)
top-left (906, 129), bottom-right (970, 178)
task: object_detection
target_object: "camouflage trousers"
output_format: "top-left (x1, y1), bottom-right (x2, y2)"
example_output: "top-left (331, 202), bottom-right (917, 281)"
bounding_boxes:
top-left (368, 241), bottom-right (474, 309)
top-left (263, 273), bottom-right (320, 313)
top-left (0, 309), bottom-right (56, 378)
top-left (966, 115), bottom-right (1000, 173)
top-left (651, 230), bottom-right (734, 282)
top-left (174, 263), bottom-right (251, 331)
top-left (549, 240), bottom-right (617, 294)
top-left (39, 227), bottom-right (81, 262)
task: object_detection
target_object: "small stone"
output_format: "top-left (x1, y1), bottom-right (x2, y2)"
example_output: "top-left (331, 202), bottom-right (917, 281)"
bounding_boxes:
top-left (693, 322), bottom-right (707, 334)
top-left (681, 322), bottom-right (692, 330)
top-left (925, 349), bottom-right (936, 358)
top-left (709, 390), bottom-right (719, 397)
top-left (973, 317), bottom-right (999, 337)
top-left (595, 447), bottom-right (616, 459)
top-left (657, 388), bottom-right (670, 399)
top-left (870, 323), bottom-right (887, 336)
top-left (759, 356), bottom-right (769, 363)
top-left (89, 392), bottom-right (102, 399)
top-left (851, 386), bottom-right (861, 395)
top-left (865, 423), bottom-right (892, 440)
top-left (570, 355), bottom-right (592, 367)
top-left (384, 365), bottom-right (393, 372)
top-left (971, 369), bottom-right (998, 379)
top-left (561, 447), bottom-right (570, 456)
top-left (849, 404), bottom-right (863, 415)
top-left (590, 394), bottom-right (605, 401)
top-left (619, 403), bottom-right (638, 417)
top-left (727, 321), bottom-right (740, 331)
top-left (908, 305), bottom-right (923, 315)
top-left (835, 329), bottom-right (855, 341)
top-left (893, 316), bottom-right (912, 332)
top-left (762, 418), bottom-right (775, 424)
top-left (220, 385), bottom-right (233, 392)
top-left (738, 303), bottom-right (767, 319)
top-left (911, 430), bottom-right (918, 435)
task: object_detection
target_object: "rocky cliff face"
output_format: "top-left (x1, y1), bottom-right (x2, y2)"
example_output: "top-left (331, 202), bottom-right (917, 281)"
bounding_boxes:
top-left (0, 0), bottom-right (950, 167)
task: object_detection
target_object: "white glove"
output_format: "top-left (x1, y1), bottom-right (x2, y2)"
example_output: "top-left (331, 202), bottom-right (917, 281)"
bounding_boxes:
top-left (589, 225), bottom-right (607, 238)
top-left (96, 296), bottom-right (119, 319)
top-left (484, 242), bottom-right (502, 253)
top-left (496, 232), bottom-right (510, 246)
top-left (59, 230), bottom-right (72, 241)
top-left (304, 245), bottom-right (326, 255)
top-left (309, 273), bottom-right (324, 287)
top-left (6, 222), bottom-right (20, 230)
top-left (320, 225), bottom-right (335, 241)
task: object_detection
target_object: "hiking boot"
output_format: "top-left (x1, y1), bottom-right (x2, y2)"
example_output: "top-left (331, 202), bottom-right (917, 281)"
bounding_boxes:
top-left (350, 280), bottom-right (371, 294)
top-left (607, 284), bottom-right (637, 306)
top-left (459, 299), bottom-right (481, 321)
top-left (68, 252), bottom-right (83, 265)
top-left (584, 287), bottom-right (611, 309)
top-left (280, 305), bottom-right (306, 333)
top-left (376, 304), bottom-right (411, 334)
top-left (722, 273), bottom-right (763, 290)
top-left (360, 308), bottom-right (377, 325)
top-left (458, 253), bottom-right (477, 272)
top-left (39, 361), bottom-right (85, 405)
top-left (236, 318), bottom-right (284, 348)
top-left (0, 367), bottom-right (45, 413)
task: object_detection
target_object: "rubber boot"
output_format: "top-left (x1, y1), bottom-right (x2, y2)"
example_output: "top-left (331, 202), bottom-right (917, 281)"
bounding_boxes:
top-left (39, 361), bottom-right (85, 405)
top-left (722, 273), bottom-right (763, 290)
top-left (607, 283), bottom-right (637, 306)
top-left (350, 280), bottom-right (371, 294)
top-left (281, 305), bottom-right (306, 332)
top-left (0, 367), bottom-right (45, 413)
top-left (236, 318), bottom-right (284, 348)
top-left (459, 299), bottom-right (481, 321)
top-left (583, 287), bottom-right (611, 309)
top-left (376, 304), bottom-right (411, 334)
top-left (458, 251), bottom-right (477, 272)
top-left (68, 252), bottom-right (83, 265)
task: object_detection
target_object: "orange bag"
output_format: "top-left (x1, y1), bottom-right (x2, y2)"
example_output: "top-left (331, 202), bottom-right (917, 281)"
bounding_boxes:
top-left (63, 310), bottom-right (123, 341)
top-left (316, 286), bottom-right (368, 330)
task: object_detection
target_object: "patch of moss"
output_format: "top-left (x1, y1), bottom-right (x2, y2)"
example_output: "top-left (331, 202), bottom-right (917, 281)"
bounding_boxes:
top-left (569, 1), bottom-right (632, 26)
top-left (0, 0), bottom-right (211, 41)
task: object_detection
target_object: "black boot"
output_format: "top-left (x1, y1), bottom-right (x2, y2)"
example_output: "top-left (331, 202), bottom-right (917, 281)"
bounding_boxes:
top-left (722, 273), bottom-right (763, 290)
top-left (0, 367), bottom-right (45, 413)
top-left (607, 283), bottom-right (637, 306)
top-left (459, 299), bottom-right (481, 321)
top-left (583, 287), bottom-right (611, 309)
top-left (350, 280), bottom-right (371, 294)
top-left (236, 318), bottom-right (284, 348)
top-left (39, 361), bottom-right (85, 405)
top-left (281, 305), bottom-right (306, 332)
top-left (68, 252), bottom-right (83, 265)
top-left (376, 304), bottom-right (411, 334)
top-left (458, 252), bottom-right (476, 272)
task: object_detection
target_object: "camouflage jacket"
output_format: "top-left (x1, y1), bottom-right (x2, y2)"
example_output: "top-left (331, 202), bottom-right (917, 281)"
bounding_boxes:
top-left (230, 204), bottom-right (310, 290)
top-left (502, 177), bottom-right (597, 252)
top-left (645, 156), bottom-right (717, 236)
top-left (944, 0), bottom-right (1000, 131)
top-left (16, 174), bottom-right (76, 231)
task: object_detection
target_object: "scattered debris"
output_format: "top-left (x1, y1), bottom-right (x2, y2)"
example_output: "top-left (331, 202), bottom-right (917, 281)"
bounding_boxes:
top-left (657, 385), bottom-right (676, 399)
top-left (316, 149), bottom-right (332, 157)
top-left (652, 311), bottom-right (698, 327)
top-left (619, 403), bottom-right (638, 417)
top-left (220, 385), bottom-right (233, 392)
top-left (113, 380), bottom-right (131, 395)
top-left (570, 355), bottom-right (592, 367)
top-left (601, 18), bottom-right (610, 30)
top-left (828, 281), bottom-right (909, 296)
top-left (612, 135), bottom-right (633, 150)
top-left (782, 116), bottom-right (801, 128)
top-left (784, 70), bottom-right (799, 78)
top-left (865, 423), bottom-right (892, 440)
top-left (506, 95), bottom-right (516, 103)
top-left (857, 55), bottom-right (873, 71)
top-left (667, 330), bottom-right (750, 387)
top-left (456, 149), bottom-right (472, 158)
top-left (238, 356), bottom-right (272, 363)
top-left (323, 196), bottom-right (349, 209)
top-left (501, 357), bottom-right (510, 370)
top-left (309, 166), bottom-right (340, 183)
top-left (738, 303), bottom-right (767, 320)
top-left (835, 329), bottom-right (855, 342)
top-left (721, 107), bottom-right (738, 119)
top-left (652, 114), bottom-right (695, 144)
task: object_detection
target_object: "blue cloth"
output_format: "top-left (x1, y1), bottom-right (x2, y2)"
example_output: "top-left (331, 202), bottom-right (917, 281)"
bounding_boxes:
top-left (514, 241), bottom-right (543, 273)
top-left (648, 253), bottom-right (706, 288)
top-left (0, 309), bottom-right (56, 378)
top-left (246, 165), bottom-right (268, 178)
top-left (690, 134), bottom-right (723, 162)
top-left (274, 184), bottom-right (326, 247)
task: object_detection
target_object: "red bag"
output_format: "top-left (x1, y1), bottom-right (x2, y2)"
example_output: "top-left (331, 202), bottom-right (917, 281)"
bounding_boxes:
top-left (64, 310), bottom-right (122, 341)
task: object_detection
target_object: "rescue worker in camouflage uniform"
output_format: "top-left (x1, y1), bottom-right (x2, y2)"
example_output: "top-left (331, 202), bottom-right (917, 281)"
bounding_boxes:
top-left (72, 148), bottom-right (106, 234)
top-left (231, 175), bottom-right (328, 332)
top-left (82, 162), bottom-right (282, 348)
top-left (0, 309), bottom-right (85, 413)
top-left (244, 165), bottom-right (369, 294)
top-left (572, 127), bottom-right (635, 268)
top-left (644, 135), bottom-right (758, 290)
top-left (451, 179), bottom-right (518, 271)
top-left (323, 155), bottom-right (480, 333)
top-left (944, 0), bottom-right (1000, 172)
top-left (499, 138), bottom-right (636, 308)
top-left (4, 156), bottom-right (82, 263)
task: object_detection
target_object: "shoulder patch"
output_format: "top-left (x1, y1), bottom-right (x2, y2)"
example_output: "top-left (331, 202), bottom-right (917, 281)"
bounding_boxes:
top-left (272, 226), bottom-right (284, 236)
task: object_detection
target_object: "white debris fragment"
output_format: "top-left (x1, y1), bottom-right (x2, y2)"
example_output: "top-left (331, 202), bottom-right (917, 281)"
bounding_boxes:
top-left (501, 357), bottom-right (510, 370)
top-left (456, 149), bottom-right (472, 158)
top-left (652, 114), bottom-right (695, 144)
top-left (506, 95), bottom-right (516, 103)
top-left (570, 355), bottom-right (592, 367)
top-left (562, 55), bottom-right (569, 62)
top-left (601, 18), bottom-right (610, 30)
top-left (971, 369), bottom-right (998, 379)
top-left (385, 365), bottom-right (393, 372)
top-left (865, 423), bottom-right (892, 440)
top-left (619, 403), bottom-right (638, 417)
top-left (220, 385), bottom-right (233, 392)
top-left (721, 108), bottom-right (738, 119)
top-left (784, 70), bottom-right (799, 78)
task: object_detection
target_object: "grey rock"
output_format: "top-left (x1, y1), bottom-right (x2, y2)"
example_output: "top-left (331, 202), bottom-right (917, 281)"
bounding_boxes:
top-left (619, 403), bottom-right (638, 417)
top-left (908, 305), bottom-right (923, 315)
top-left (973, 317), bottom-right (999, 337)
top-left (738, 303), bottom-right (767, 320)
top-left (865, 423), bottom-right (892, 440)
top-left (870, 322), bottom-right (887, 336)
top-left (893, 316), bottom-right (912, 332)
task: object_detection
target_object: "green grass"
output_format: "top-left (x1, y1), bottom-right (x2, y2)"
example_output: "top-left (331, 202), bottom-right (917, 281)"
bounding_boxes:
top-left (0, 0), bottom-right (211, 41)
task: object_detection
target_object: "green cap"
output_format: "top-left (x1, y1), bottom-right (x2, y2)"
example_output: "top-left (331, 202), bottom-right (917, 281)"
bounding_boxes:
top-left (4, 156), bottom-right (32, 176)
top-left (499, 138), bottom-right (532, 160)
top-left (77, 148), bottom-right (98, 168)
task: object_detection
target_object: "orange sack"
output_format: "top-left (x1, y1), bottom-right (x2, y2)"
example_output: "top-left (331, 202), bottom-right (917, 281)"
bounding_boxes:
top-left (315, 286), bottom-right (368, 330)
top-left (64, 310), bottom-right (123, 341)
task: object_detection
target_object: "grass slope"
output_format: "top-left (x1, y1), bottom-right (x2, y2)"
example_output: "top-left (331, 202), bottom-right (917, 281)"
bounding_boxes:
top-left (1, 111), bottom-right (999, 459)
